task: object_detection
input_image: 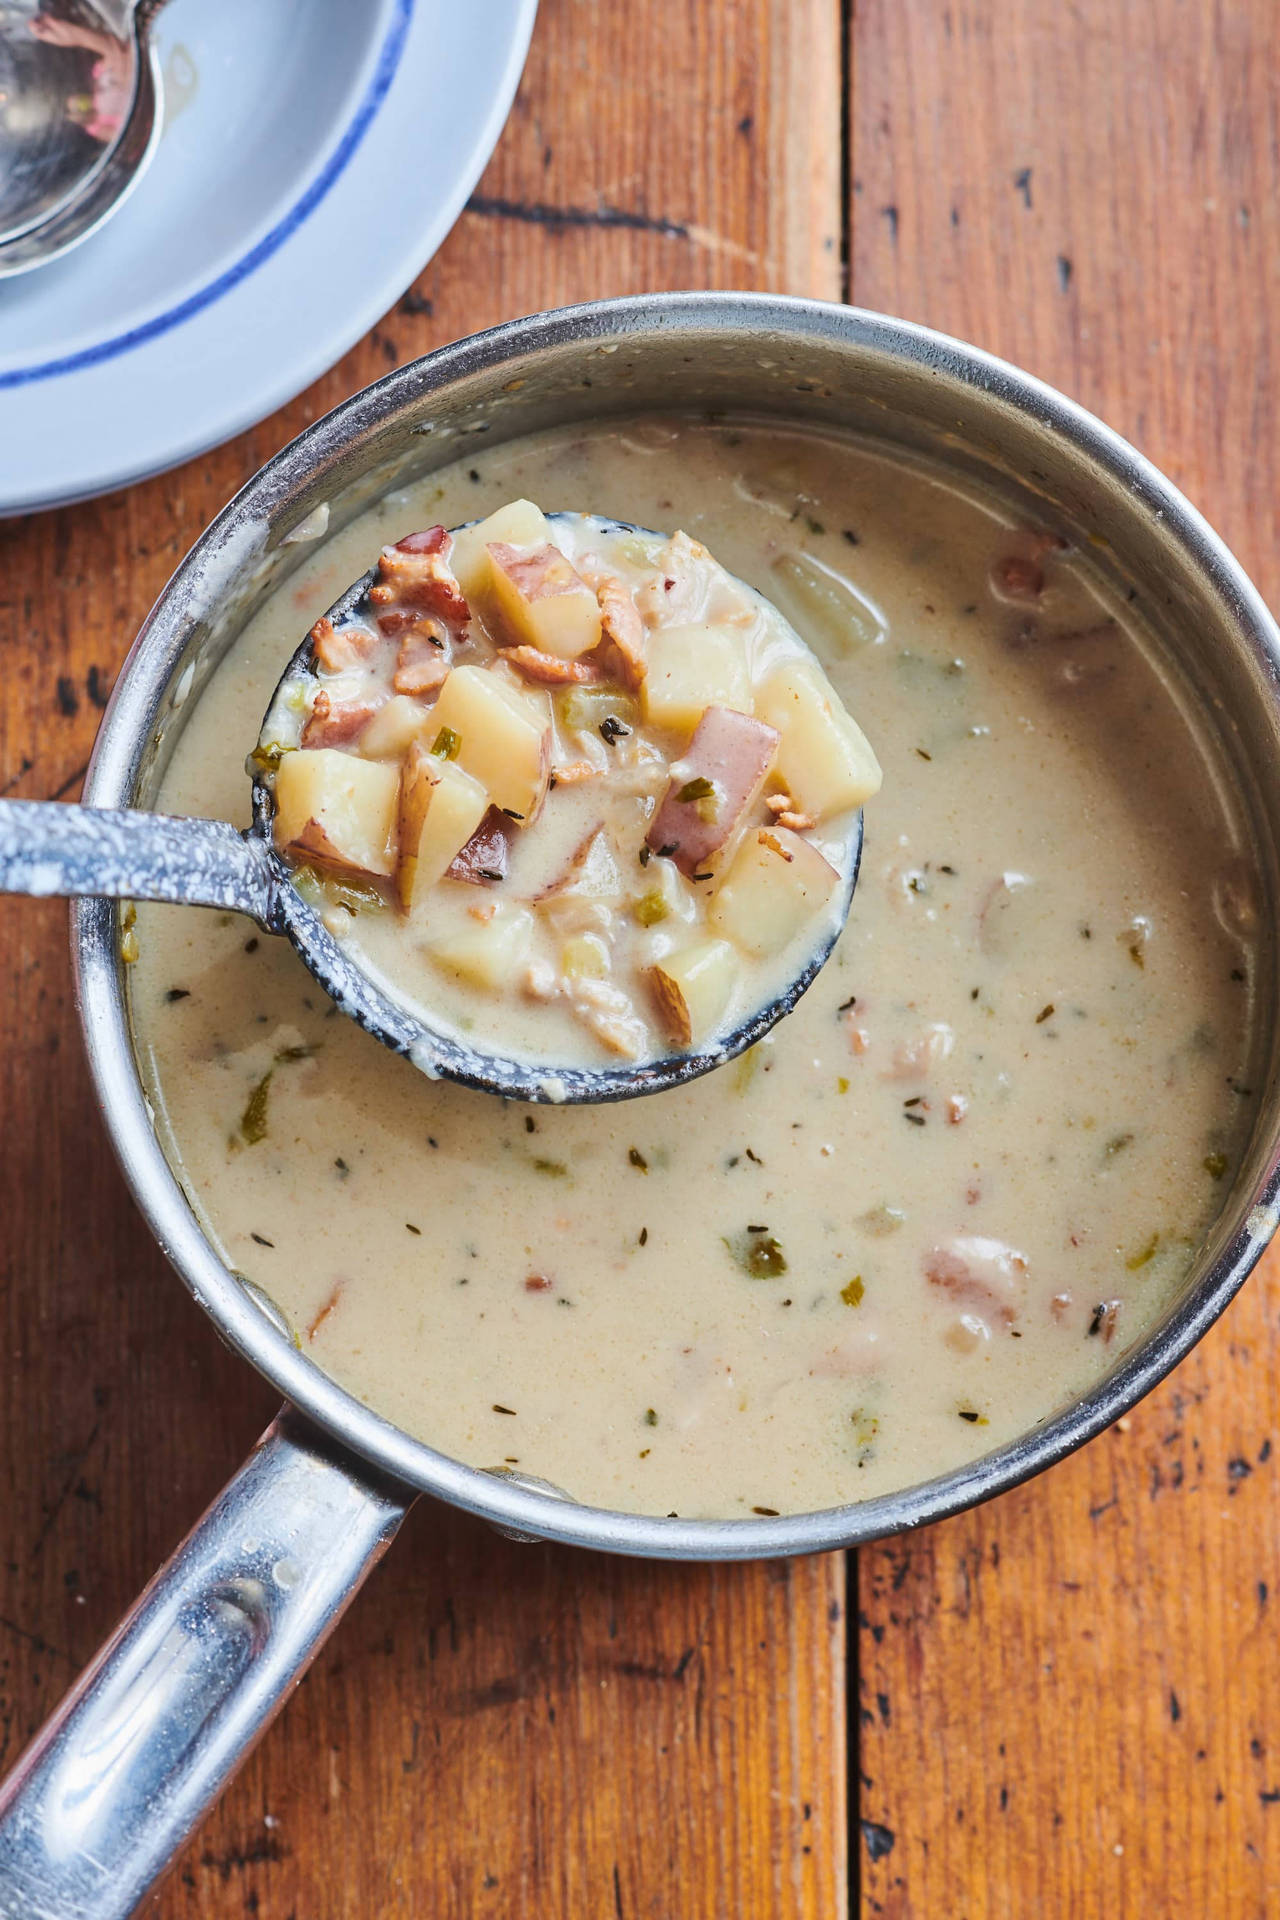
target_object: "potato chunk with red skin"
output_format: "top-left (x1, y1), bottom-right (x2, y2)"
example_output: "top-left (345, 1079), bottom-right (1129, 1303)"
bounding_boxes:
top-left (447, 806), bottom-right (513, 885)
top-left (648, 938), bottom-right (738, 1048)
top-left (483, 541), bottom-right (603, 660)
top-left (647, 706), bottom-right (779, 877)
top-left (396, 745), bottom-right (489, 911)
top-left (274, 748), bottom-right (400, 881)
top-left (428, 665), bottom-right (553, 822)
top-left (708, 825), bottom-right (841, 958)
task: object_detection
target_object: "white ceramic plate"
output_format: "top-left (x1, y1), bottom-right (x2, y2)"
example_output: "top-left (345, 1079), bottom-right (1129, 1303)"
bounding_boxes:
top-left (0, 0), bottom-right (537, 515)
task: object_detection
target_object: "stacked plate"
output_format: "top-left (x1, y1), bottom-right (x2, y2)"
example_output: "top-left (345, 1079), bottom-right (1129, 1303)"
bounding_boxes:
top-left (0, 0), bottom-right (536, 513)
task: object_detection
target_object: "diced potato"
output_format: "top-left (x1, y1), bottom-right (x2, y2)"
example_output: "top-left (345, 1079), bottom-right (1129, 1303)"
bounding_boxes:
top-left (428, 903), bottom-right (534, 989)
top-left (450, 499), bottom-right (551, 602)
top-left (647, 706), bottom-right (779, 875)
top-left (708, 826), bottom-right (841, 958)
top-left (428, 665), bottom-right (552, 820)
top-left (754, 660), bottom-right (882, 820)
top-left (485, 542), bottom-right (602, 660)
top-left (647, 938), bottom-right (738, 1048)
top-left (273, 748), bottom-right (400, 880)
top-left (561, 932), bottom-right (610, 980)
top-left (357, 694), bottom-right (434, 762)
top-left (396, 746), bottom-right (489, 912)
top-left (641, 624), bottom-right (752, 735)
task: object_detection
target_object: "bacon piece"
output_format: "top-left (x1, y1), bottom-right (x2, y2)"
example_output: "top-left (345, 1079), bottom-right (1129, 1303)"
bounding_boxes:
top-left (447, 806), bottom-right (513, 885)
top-left (310, 616), bottom-right (378, 673)
top-left (393, 622), bottom-right (450, 695)
top-left (377, 608), bottom-right (427, 638)
top-left (594, 577), bottom-right (647, 690)
top-left (302, 688), bottom-right (383, 748)
top-left (766, 793), bottom-right (817, 832)
top-left (394, 526), bottom-right (449, 556)
top-left (376, 533), bottom-right (470, 624)
top-left (307, 1280), bottom-right (345, 1342)
top-left (506, 645), bottom-right (603, 687)
top-left (925, 1236), bottom-right (1028, 1324)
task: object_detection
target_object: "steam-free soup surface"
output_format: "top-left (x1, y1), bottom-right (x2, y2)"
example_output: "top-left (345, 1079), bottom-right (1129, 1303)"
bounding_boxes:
top-left (129, 419), bottom-right (1258, 1519)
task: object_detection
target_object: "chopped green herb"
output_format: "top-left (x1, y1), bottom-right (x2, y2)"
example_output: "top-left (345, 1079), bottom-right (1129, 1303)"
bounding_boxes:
top-left (752, 1505), bottom-right (780, 1516)
top-left (840, 1275), bottom-right (865, 1308)
top-left (492, 1404), bottom-right (517, 1416)
top-left (634, 890), bottom-right (669, 927)
top-left (239, 1070), bottom-right (273, 1146)
top-left (644, 1408), bottom-right (658, 1427)
top-left (406, 1223), bottom-right (422, 1235)
top-left (1125, 1232), bottom-right (1159, 1271)
top-left (249, 741), bottom-right (285, 775)
top-left (638, 844), bottom-right (652, 867)
top-left (837, 1076), bottom-right (850, 1094)
top-left (1203, 1151), bottom-right (1228, 1180)
top-left (250, 1232), bottom-right (274, 1248)
top-left (532, 1157), bottom-right (568, 1178)
top-left (1105, 1132), bottom-right (1134, 1158)
top-left (275, 1043), bottom-right (319, 1064)
top-left (724, 1228), bottom-right (788, 1277)
top-left (639, 1226), bottom-right (649, 1246)
top-left (599, 714), bottom-right (631, 745)
top-left (333, 1157), bottom-right (350, 1177)
top-left (165, 987), bottom-right (190, 1003)
top-left (957, 1408), bottom-right (987, 1425)
top-left (676, 776), bottom-right (715, 804)
top-left (431, 725), bottom-right (462, 760)
top-left (628, 1147), bottom-right (649, 1171)
top-left (1035, 1004), bottom-right (1055, 1024)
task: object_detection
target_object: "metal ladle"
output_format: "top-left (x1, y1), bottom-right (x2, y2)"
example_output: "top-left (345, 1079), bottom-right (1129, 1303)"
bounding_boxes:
top-left (0, 518), bottom-right (864, 1103)
top-left (0, 0), bottom-right (168, 278)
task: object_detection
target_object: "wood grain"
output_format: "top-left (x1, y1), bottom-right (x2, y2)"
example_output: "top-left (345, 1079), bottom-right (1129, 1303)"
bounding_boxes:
top-left (851, 3), bottom-right (1280, 1913)
top-left (0, 2), bottom-right (850, 1916)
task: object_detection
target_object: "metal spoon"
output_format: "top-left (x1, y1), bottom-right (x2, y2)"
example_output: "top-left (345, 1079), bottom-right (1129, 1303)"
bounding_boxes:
top-left (0, 520), bottom-right (864, 1104)
top-left (0, 1), bottom-right (167, 278)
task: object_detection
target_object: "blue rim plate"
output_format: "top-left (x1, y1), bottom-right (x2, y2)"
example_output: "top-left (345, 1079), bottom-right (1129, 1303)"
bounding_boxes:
top-left (0, 0), bottom-right (537, 515)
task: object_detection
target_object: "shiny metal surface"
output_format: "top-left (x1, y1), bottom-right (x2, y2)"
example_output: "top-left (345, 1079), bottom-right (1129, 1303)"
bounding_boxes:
top-left (2, 294), bottom-right (1279, 1911)
top-left (0, 1411), bottom-right (407, 1920)
top-left (0, 0), bottom-right (166, 277)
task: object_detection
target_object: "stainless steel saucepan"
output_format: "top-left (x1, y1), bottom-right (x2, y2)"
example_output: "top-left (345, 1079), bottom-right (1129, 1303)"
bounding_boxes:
top-left (1, 294), bottom-right (1278, 1917)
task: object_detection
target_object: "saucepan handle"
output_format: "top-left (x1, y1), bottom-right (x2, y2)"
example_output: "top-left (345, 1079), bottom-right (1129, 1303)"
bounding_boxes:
top-left (0, 1409), bottom-right (410, 1919)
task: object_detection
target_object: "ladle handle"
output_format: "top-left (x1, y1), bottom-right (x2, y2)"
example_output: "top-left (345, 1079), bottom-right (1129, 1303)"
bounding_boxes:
top-left (0, 800), bottom-right (273, 919)
top-left (0, 1410), bottom-right (409, 1919)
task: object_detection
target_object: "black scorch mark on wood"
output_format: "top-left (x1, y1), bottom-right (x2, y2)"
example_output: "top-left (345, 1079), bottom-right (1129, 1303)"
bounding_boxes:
top-left (56, 676), bottom-right (78, 717)
top-left (86, 665), bottom-right (111, 708)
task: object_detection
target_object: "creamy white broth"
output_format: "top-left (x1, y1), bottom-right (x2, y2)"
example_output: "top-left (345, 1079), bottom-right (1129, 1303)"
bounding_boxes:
top-left (128, 418), bottom-right (1258, 1519)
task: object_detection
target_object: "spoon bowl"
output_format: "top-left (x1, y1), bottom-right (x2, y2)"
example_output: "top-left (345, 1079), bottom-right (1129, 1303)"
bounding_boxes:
top-left (0, 1), bottom-right (166, 278)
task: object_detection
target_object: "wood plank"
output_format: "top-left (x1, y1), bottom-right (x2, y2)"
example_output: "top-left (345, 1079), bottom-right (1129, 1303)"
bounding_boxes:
top-left (850, 2), bottom-right (1280, 1912)
top-left (0, 2), bottom-right (848, 1915)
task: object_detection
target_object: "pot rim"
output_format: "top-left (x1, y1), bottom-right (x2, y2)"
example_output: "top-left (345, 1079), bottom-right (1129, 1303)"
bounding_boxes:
top-left (72, 290), bottom-right (1280, 1560)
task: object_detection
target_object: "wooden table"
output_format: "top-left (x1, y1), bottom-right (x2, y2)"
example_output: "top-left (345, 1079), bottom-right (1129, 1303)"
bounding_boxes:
top-left (1, 1), bottom-right (1277, 1911)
